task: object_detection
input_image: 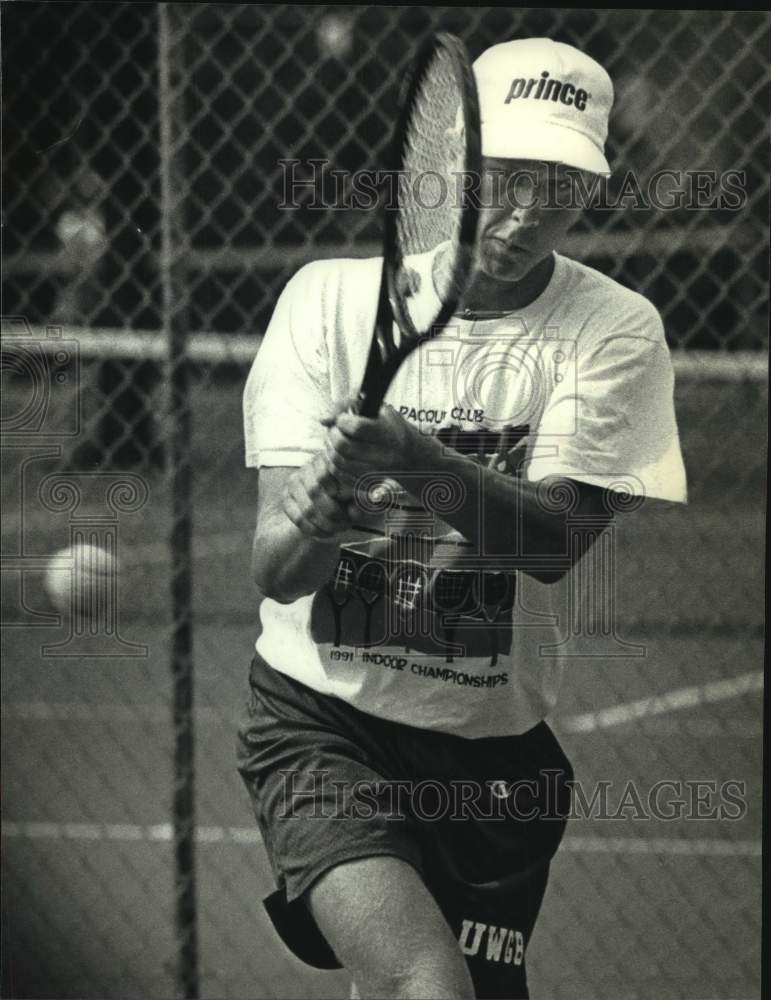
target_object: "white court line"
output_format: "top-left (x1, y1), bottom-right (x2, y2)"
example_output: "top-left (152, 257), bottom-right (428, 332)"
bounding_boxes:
top-left (561, 670), bottom-right (763, 733)
top-left (559, 836), bottom-right (761, 857)
top-left (587, 716), bottom-right (762, 737)
top-left (1, 700), bottom-right (762, 739)
top-left (0, 822), bottom-right (759, 857)
top-left (1, 821), bottom-right (261, 845)
top-left (1, 701), bottom-right (224, 725)
top-left (2, 677), bottom-right (763, 738)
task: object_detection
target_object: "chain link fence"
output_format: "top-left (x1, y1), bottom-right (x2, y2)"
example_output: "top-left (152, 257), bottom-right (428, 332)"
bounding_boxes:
top-left (2, 5), bottom-right (766, 999)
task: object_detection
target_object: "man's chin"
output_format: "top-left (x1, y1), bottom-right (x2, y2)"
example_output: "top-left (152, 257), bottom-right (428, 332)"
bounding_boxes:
top-left (477, 252), bottom-right (535, 282)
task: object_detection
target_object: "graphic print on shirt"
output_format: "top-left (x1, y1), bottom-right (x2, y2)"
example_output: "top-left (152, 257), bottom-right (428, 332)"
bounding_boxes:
top-left (310, 422), bottom-right (530, 665)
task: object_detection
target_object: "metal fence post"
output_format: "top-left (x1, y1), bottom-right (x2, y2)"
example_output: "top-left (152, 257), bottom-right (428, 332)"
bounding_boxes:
top-left (158, 5), bottom-right (198, 998)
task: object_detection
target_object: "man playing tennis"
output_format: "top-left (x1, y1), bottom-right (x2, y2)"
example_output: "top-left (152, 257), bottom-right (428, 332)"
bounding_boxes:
top-left (238, 37), bottom-right (686, 999)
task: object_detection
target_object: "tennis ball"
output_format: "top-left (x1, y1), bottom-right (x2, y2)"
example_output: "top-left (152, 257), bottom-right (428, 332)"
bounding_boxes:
top-left (45, 543), bottom-right (115, 615)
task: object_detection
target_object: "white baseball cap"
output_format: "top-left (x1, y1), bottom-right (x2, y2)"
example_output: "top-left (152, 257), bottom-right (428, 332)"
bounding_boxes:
top-left (473, 38), bottom-right (614, 176)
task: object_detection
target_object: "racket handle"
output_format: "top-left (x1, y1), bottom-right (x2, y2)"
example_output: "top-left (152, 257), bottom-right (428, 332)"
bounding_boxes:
top-left (354, 390), bottom-right (382, 419)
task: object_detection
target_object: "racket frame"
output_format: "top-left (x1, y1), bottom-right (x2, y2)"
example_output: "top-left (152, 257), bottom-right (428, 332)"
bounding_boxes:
top-left (356, 32), bottom-right (481, 418)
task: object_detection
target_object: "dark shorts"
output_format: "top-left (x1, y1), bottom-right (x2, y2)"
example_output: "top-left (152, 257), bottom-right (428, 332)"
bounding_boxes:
top-left (236, 654), bottom-right (573, 1000)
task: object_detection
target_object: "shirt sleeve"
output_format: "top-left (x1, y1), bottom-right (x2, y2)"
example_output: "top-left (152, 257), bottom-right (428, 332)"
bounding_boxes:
top-left (242, 263), bottom-right (332, 468)
top-left (526, 301), bottom-right (687, 503)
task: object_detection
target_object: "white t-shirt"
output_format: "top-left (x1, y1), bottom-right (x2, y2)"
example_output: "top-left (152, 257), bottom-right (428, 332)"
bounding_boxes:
top-left (243, 252), bottom-right (687, 738)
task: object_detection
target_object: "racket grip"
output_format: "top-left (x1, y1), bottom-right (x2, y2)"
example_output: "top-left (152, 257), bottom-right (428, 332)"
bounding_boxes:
top-left (354, 391), bottom-right (377, 419)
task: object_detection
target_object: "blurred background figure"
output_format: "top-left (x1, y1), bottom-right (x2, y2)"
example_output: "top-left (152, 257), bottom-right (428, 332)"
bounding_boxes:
top-left (53, 166), bottom-right (108, 322)
top-left (315, 11), bottom-right (354, 61)
top-left (51, 164), bottom-right (163, 471)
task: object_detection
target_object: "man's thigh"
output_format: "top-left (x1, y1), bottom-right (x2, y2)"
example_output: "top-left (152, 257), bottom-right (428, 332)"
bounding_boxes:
top-left (308, 854), bottom-right (475, 1000)
top-left (428, 860), bottom-right (552, 999)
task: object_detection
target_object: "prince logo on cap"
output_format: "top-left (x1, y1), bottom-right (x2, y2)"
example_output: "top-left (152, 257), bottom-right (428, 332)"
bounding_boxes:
top-left (473, 37), bottom-right (614, 176)
top-left (505, 72), bottom-right (590, 111)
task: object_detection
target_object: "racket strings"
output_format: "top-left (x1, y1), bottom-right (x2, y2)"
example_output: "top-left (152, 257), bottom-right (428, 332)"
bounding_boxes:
top-left (393, 44), bottom-right (468, 331)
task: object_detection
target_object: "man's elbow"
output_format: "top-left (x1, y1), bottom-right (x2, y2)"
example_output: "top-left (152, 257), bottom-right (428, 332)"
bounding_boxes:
top-left (252, 543), bottom-right (295, 604)
top-left (526, 523), bottom-right (613, 584)
top-left (259, 584), bottom-right (299, 604)
top-left (526, 566), bottom-right (569, 585)
top-left (253, 567), bottom-right (300, 604)
top-left (252, 562), bottom-right (293, 604)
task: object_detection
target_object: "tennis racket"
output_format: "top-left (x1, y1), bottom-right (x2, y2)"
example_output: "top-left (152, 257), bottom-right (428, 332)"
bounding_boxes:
top-left (356, 32), bottom-right (481, 418)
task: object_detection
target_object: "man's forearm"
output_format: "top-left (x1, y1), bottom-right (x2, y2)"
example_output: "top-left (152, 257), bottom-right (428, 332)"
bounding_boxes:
top-left (388, 432), bottom-right (605, 580)
top-left (253, 514), bottom-right (359, 603)
top-left (253, 457), bottom-right (362, 603)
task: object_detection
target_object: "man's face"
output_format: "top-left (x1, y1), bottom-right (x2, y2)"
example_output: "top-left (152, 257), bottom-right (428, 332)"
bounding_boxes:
top-left (473, 157), bottom-right (587, 282)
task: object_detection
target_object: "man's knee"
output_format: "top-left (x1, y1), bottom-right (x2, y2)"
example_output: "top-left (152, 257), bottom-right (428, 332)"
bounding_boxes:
top-left (307, 855), bottom-right (474, 999)
top-left (358, 963), bottom-right (475, 999)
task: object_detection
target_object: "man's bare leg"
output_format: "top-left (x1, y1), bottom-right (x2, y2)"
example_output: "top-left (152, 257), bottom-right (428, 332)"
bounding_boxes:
top-left (308, 855), bottom-right (474, 1000)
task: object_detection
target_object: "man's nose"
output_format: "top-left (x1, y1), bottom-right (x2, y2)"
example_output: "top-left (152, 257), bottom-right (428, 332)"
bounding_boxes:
top-left (496, 204), bottom-right (540, 239)
top-left (509, 203), bottom-right (541, 228)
